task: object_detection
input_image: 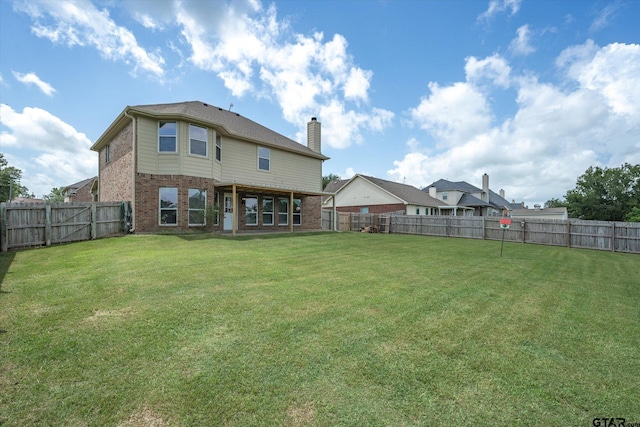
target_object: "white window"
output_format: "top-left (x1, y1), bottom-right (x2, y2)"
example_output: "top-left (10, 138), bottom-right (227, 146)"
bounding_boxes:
top-left (442, 192), bottom-right (448, 201)
top-left (215, 134), bottom-right (221, 161)
top-left (159, 187), bottom-right (178, 225)
top-left (293, 198), bottom-right (302, 225)
top-left (189, 124), bottom-right (207, 157)
top-left (416, 208), bottom-right (420, 215)
top-left (105, 144), bottom-right (111, 163)
top-left (258, 146), bottom-right (270, 171)
top-left (245, 196), bottom-right (258, 226)
top-left (360, 207), bottom-right (369, 214)
top-left (262, 197), bottom-right (274, 226)
top-left (188, 189), bottom-right (206, 226)
top-left (159, 121), bottom-right (177, 152)
top-left (278, 198), bottom-right (288, 225)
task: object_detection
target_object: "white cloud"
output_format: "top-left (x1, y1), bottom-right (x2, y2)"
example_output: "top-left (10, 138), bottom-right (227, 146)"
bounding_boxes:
top-left (590, 2), bottom-right (623, 32)
top-left (465, 54), bottom-right (512, 88)
top-left (170, 1), bottom-right (392, 148)
top-left (478, 0), bottom-right (522, 22)
top-left (12, 71), bottom-right (56, 96)
top-left (14, 0), bottom-right (165, 77)
top-left (391, 43), bottom-right (640, 205)
top-left (0, 104), bottom-right (96, 198)
top-left (509, 25), bottom-right (535, 56)
top-left (409, 81), bottom-right (492, 147)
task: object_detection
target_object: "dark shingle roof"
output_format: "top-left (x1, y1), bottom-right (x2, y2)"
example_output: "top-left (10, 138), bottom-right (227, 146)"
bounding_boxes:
top-left (359, 175), bottom-right (441, 206)
top-left (426, 179), bottom-right (481, 193)
top-left (64, 177), bottom-right (96, 192)
top-left (457, 193), bottom-right (492, 207)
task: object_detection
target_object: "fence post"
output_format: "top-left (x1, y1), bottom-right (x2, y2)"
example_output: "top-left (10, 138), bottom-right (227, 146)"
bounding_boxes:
top-left (611, 223), bottom-right (616, 252)
top-left (0, 203), bottom-right (7, 252)
top-left (45, 204), bottom-right (52, 247)
top-left (566, 221), bottom-right (571, 248)
top-left (482, 216), bottom-right (485, 240)
top-left (91, 203), bottom-right (97, 240)
top-left (521, 220), bottom-right (526, 244)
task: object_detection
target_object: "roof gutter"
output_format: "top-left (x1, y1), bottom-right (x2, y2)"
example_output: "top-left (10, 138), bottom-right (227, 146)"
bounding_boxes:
top-left (123, 108), bottom-right (136, 232)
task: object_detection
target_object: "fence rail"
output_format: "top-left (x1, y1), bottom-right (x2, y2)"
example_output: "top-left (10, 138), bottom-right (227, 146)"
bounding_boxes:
top-left (1, 202), bottom-right (129, 252)
top-left (321, 211), bottom-right (640, 254)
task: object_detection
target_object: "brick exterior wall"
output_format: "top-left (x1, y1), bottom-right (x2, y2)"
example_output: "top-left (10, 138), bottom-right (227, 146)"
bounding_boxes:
top-left (67, 180), bottom-right (96, 202)
top-left (134, 173), bottom-right (322, 233)
top-left (335, 203), bottom-right (406, 214)
top-left (99, 122), bottom-right (133, 202)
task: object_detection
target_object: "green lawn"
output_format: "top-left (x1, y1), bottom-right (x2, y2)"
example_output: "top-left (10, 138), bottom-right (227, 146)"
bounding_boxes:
top-left (1, 233), bottom-right (638, 426)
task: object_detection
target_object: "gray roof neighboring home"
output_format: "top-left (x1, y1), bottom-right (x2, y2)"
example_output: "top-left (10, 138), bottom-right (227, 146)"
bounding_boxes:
top-left (326, 174), bottom-right (441, 207)
top-left (488, 190), bottom-right (522, 210)
top-left (361, 175), bottom-right (442, 206)
top-left (92, 101), bottom-right (328, 160)
top-left (458, 193), bottom-right (491, 207)
top-left (428, 179), bottom-right (481, 193)
top-left (64, 177), bottom-right (97, 193)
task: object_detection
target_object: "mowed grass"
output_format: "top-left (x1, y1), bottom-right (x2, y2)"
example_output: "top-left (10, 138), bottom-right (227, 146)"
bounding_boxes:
top-left (1, 233), bottom-right (638, 426)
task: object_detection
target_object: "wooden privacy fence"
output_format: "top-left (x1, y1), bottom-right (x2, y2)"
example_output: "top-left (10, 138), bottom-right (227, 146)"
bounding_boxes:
top-left (0, 202), bottom-right (130, 252)
top-left (322, 211), bottom-right (640, 254)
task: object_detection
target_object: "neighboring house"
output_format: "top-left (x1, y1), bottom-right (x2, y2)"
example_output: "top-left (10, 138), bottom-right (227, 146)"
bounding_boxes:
top-left (90, 101), bottom-right (329, 234)
top-left (511, 205), bottom-right (568, 220)
top-left (322, 174), bottom-right (442, 215)
top-left (424, 174), bottom-right (523, 217)
top-left (64, 177), bottom-right (98, 202)
top-left (11, 197), bottom-right (45, 203)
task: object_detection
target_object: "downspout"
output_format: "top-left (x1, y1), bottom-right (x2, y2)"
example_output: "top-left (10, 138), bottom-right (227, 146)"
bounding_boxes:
top-left (124, 110), bottom-right (136, 232)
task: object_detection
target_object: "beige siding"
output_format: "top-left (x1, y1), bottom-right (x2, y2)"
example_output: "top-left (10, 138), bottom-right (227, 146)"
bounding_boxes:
top-left (334, 177), bottom-right (401, 206)
top-left (220, 137), bottom-right (322, 192)
top-left (135, 117), bottom-right (320, 190)
top-left (137, 118), bottom-right (219, 179)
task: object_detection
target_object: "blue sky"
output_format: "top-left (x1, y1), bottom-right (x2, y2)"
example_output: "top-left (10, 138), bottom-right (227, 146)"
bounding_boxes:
top-left (1, 0), bottom-right (638, 206)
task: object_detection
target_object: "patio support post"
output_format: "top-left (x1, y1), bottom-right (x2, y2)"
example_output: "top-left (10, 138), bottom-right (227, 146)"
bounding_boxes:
top-left (333, 195), bottom-right (337, 232)
top-left (232, 184), bottom-right (237, 237)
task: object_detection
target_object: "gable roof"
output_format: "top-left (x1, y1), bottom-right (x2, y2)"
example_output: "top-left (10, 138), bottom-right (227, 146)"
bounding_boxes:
top-left (91, 101), bottom-right (328, 160)
top-left (458, 193), bottom-right (492, 207)
top-left (64, 177), bottom-right (97, 193)
top-left (427, 179), bottom-right (481, 193)
top-left (328, 174), bottom-right (442, 207)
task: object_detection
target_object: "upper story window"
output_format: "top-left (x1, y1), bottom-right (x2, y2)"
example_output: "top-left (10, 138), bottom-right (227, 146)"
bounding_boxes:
top-left (105, 144), bottom-right (111, 163)
top-left (159, 121), bottom-right (177, 153)
top-left (258, 146), bottom-right (270, 171)
top-left (442, 191), bottom-right (448, 201)
top-left (189, 124), bottom-right (207, 157)
top-left (215, 134), bottom-right (222, 161)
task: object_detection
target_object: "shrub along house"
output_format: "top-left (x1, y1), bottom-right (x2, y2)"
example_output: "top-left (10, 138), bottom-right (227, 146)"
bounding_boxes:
top-left (90, 101), bottom-right (329, 234)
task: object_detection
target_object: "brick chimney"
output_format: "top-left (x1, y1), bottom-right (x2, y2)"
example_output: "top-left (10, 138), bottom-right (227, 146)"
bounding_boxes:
top-left (307, 117), bottom-right (321, 153)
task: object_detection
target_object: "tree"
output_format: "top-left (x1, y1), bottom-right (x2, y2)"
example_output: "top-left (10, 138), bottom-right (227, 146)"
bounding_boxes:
top-left (0, 153), bottom-right (31, 201)
top-left (322, 173), bottom-right (341, 190)
top-left (544, 198), bottom-right (568, 209)
top-left (44, 187), bottom-right (66, 203)
top-left (624, 207), bottom-right (640, 222)
top-left (564, 163), bottom-right (640, 221)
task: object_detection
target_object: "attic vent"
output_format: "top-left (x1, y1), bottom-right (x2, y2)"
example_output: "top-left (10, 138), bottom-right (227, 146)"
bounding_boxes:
top-left (203, 103), bottom-right (208, 107)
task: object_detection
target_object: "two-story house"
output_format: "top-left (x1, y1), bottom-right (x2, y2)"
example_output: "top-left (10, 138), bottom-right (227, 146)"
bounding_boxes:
top-left (424, 174), bottom-right (524, 216)
top-left (90, 101), bottom-right (329, 234)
